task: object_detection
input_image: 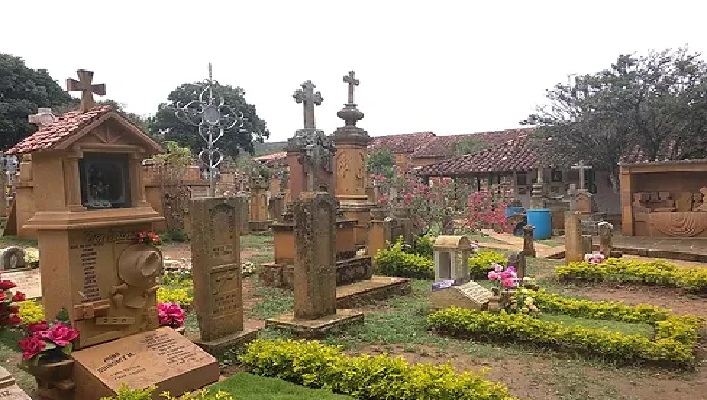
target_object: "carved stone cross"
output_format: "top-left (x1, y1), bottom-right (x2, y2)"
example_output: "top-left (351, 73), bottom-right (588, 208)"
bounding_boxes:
top-left (293, 80), bottom-right (323, 129)
top-left (570, 160), bottom-right (592, 191)
top-left (343, 71), bottom-right (359, 105)
top-left (67, 69), bottom-right (106, 113)
top-left (28, 108), bottom-right (57, 126)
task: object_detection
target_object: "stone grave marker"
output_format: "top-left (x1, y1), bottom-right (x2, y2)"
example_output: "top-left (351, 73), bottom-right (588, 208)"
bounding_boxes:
top-left (507, 252), bottom-right (526, 280)
top-left (0, 366), bottom-right (32, 399)
top-left (598, 221), bottom-right (613, 256)
top-left (189, 196), bottom-right (257, 351)
top-left (0, 247), bottom-right (25, 270)
top-left (433, 235), bottom-right (472, 283)
top-left (522, 225), bottom-right (536, 258)
top-left (564, 211), bottom-right (584, 262)
top-left (430, 280), bottom-right (492, 311)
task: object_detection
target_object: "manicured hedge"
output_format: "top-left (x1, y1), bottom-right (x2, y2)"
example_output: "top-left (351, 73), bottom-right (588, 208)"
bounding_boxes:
top-left (374, 239), bottom-right (434, 279)
top-left (427, 307), bottom-right (700, 367)
top-left (240, 339), bottom-right (517, 400)
top-left (468, 250), bottom-right (508, 278)
top-left (556, 258), bottom-right (707, 293)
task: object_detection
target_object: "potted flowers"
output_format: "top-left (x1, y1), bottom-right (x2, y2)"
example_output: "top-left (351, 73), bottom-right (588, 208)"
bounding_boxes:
top-left (487, 263), bottom-right (519, 310)
top-left (18, 317), bottom-right (78, 390)
top-left (0, 274), bottom-right (25, 328)
top-left (137, 231), bottom-right (161, 246)
top-left (584, 252), bottom-right (606, 264)
top-left (158, 302), bottom-right (186, 334)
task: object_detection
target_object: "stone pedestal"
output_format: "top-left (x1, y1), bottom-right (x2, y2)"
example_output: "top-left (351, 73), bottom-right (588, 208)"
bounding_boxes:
top-left (564, 212), bottom-right (584, 262)
top-left (522, 225), bottom-right (536, 258)
top-left (249, 177), bottom-right (271, 231)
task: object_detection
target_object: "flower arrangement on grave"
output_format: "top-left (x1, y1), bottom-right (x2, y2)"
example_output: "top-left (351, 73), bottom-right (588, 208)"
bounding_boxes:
top-left (18, 318), bottom-right (79, 363)
top-left (137, 231), bottom-right (161, 246)
top-left (507, 288), bottom-right (540, 317)
top-left (157, 302), bottom-right (186, 329)
top-left (242, 261), bottom-right (256, 277)
top-left (487, 263), bottom-right (519, 309)
top-left (0, 274), bottom-right (25, 327)
top-left (584, 252), bottom-right (606, 264)
top-left (18, 300), bottom-right (45, 325)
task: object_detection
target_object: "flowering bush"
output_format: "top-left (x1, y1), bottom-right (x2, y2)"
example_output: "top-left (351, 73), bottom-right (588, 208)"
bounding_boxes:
top-left (101, 383), bottom-right (235, 400)
top-left (157, 302), bottom-right (186, 328)
top-left (466, 191), bottom-right (512, 233)
top-left (508, 288), bottom-right (539, 316)
top-left (137, 231), bottom-right (161, 246)
top-left (468, 250), bottom-right (508, 278)
top-left (24, 248), bottom-right (39, 267)
top-left (0, 274), bottom-right (25, 327)
top-left (242, 261), bottom-right (256, 277)
top-left (18, 300), bottom-right (45, 325)
top-left (18, 319), bottom-right (79, 362)
top-left (374, 238), bottom-right (434, 279)
top-left (584, 252), bottom-right (605, 264)
top-left (156, 287), bottom-right (193, 307)
top-left (487, 264), bottom-right (519, 290)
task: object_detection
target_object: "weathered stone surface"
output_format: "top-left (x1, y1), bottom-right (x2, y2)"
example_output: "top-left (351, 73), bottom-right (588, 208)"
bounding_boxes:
top-left (430, 281), bottom-right (492, 311)
top-left (0, 247), bottom-right (25, 270)
top-left (565, 212), bottom-right (584, 262)
top-left (433, 235), bottom-right (472, 283)
top-left (522, 225), bottom-right (536, 258)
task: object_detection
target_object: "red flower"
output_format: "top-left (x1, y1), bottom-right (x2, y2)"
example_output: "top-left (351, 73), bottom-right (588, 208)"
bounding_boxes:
top-left (8, 305), bottom-right (19, 313)
top-left (41, 323), bottom-right (79, 346)
top-left (18, 336), bottom-right (46, 360)
top-left (11, 292), bottom-right (25, 302)
top-left (27, 321), bottom-right (49, 333)
top-left (9, 314), bottom-right (21, 325)
top-left (157, 302), bottom-right (185, 328)
top-left (0, 280), bottom-right (16, 290)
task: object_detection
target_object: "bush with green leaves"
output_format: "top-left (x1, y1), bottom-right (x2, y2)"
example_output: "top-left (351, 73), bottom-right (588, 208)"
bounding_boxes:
top-left (374, 238), bottom-right (434, 279)
top-left (240, 339), bottom-right (516, 400)
top-left (409, 235), bottom-right (434, 259)
top-left (468, 250), bottom-right (508, 278)
top-left (99, 384), bottom-right (235, 400)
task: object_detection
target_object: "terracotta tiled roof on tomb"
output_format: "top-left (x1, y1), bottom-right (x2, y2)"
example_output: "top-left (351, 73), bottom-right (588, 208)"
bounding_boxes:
top-left (369, 131), bottom-right (436, 154)
top-left (6, 105), bottom-right (113, 155)
top-left (410, 128), bottom-right (534, 158)
top-left (416, 133), bottom-right (538, 176)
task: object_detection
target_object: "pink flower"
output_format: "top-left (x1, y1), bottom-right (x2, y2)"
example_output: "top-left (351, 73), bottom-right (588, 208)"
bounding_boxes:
top-left (19, 336), bottom-right (46, 360)
top-left (492, 263), bottom-right (504, 272)
top-left (27, 321), bottom-right (49, 334)
top-left (41, 323), bottom-right (79, 347)
top-left (502, 278), bottom-right (518, 288)
top-left (158, 302), bottom-right (186, 328)
top-left (488, 271), bottom-right (499, 280)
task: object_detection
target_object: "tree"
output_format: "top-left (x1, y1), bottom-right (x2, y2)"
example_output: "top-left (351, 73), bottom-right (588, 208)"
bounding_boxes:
top-left (150, 82), bottom-right (270, 158)
top-left (452, 136), bottom-right (489, 156)
top-left (523, 48), bottom-right (707, 191)
top-left (98, 99), bottom-right (150, 134)
top-left (0, 54), bottom-right (75, 150)
top-left (367, 149), bottom-right (395, 179)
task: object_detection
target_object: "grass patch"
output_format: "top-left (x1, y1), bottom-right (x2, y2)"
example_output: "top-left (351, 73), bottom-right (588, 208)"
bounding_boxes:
top-left (241, 234), bottom-right (274, 251)
top-left (209, 373), bottom-right (352, 399)
top-left (247, 281), bottom-right (293, 320)
top-left (0, 236), bottom-right (38, 248)
top-left (539, 314), bottom-right (654, 338)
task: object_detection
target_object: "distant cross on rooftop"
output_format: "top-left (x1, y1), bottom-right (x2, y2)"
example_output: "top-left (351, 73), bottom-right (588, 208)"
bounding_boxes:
top-left (67, 69), bottom-right (106, 112)
top-left (343, 71), bottom-right (359, 105)
top-left (293, 80), bottom-right (323, 129)
top-left (570, 160), bottom-right (593, 191)
top-left (28, 108), bottom-right (57, 127)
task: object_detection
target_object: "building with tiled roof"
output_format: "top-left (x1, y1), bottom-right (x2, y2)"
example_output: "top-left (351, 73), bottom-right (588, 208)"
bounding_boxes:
top-left (368, 132), bottom-right (436, 171)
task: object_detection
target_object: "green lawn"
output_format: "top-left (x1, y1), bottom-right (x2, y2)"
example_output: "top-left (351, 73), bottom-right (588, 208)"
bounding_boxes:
top-left (539, 314), bottom-right (654, 338)
top-left (209, 373), bottom-right (352, 399)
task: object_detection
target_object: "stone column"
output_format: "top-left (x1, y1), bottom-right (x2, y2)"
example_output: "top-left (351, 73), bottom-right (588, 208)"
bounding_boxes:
top-left (564, 211), bottom-right (584, 262)
top-left (293, 192), bottom-right (337, 320)
top-left (522, 225), bottom-right (536, 257)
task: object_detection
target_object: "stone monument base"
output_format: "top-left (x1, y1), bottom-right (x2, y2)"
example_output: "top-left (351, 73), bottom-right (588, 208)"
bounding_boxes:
top-left (193, 327), bottom-right (261, 353)
top-left (249, 220), bottom-right (272, 232)
top-left (70, 327), bottom-right (219, 400)
top-left (266, 309), bottom-right (364, 339)
top-left (260, 256), bottom-right (373, 289)
top-left (430, 281), bottom-right (493, 311)
top-left (335, 276), bottom-right (411, 308)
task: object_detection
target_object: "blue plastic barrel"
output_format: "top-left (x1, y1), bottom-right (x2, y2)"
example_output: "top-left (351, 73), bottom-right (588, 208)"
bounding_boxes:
top-left (526, 208), bottom-right (552, 240)
top-left (504, 206), bottom-right (524, 218)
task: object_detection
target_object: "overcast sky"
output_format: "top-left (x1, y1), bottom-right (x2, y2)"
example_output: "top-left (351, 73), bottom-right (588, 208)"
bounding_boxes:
top-left (2, 1), bottom-right (706, 142)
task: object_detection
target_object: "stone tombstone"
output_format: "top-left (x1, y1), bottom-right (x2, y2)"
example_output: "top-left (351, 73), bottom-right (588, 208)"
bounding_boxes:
top-left (71, 327), bottom-right (218, 399)
top-left (189, 197), bottom-right (246, 346)
top-left (433, 235), bottom-right (472, 283)
top-left (522, 225), bottom-right (536, 258)
top-left (0, 247), bottom-right (25, 270)
top-left (293, 192), bottom-right (337, 320)
top-left (576, 191), bottom-right (592, 213)
top-left (430, 281), bottom-right (492, 311)
top-left (268, 193), bottom-right (285, 222)
top-left (507, 252), bottom-right (526, 280)
top-left (0, 366), bottom-right (32, 399)
top-left (582, 235), bottom-right (593, 256)
top-left (564, 211), bottom-right (584, 262)
top-left (598, 221), bottom-right (613, 256)
top-left (368, 208), bottom-right (391, 260)
top-left (236, 192), bottom-right (251, 235)
top-left (249, 177), bottom-right (270, 231)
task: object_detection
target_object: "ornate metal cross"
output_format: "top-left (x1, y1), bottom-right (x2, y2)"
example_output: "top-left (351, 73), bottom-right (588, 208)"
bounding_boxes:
top-left (67, 70), bottom-right (106, 112)
top-left (343, 71), bottom-right (359, 105)
top-left (570, 160), bottom-right (592, 191)
top-left (293, 80), bottom-right (323, 129)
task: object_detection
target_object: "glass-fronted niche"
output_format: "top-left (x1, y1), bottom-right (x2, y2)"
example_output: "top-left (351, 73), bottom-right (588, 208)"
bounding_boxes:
top-left (79, 153), bottom-right (132, 209)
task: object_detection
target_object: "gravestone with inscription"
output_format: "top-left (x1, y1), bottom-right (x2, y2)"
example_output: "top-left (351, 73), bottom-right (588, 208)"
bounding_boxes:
top-left (190, 197), bottom-right (258, 351)
top-left (8, 70), bottom-right (218, 399)
top-left (430, 280), bottom-right (493, 311)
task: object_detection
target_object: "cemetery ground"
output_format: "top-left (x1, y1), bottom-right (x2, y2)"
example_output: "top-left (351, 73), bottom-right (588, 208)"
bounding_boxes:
top-left (1, 234), bottom-right (707, 399)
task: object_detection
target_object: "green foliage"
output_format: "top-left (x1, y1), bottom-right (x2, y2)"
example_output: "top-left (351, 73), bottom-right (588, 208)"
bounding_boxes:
top-left (240, 339), bottom-right (517, 400)
top-left (555, 258), bottom-right (707, 293)
top-left (153, 141), bottom-right (193, 166)
top-left (374, 238), bottom-right (434, 279)
top-left (452, 137), bottom-right (489, 156)
top-left (409, 235), bottom-right (434, 259)
top-left (100, 383), bottom-right (235, 400)
top-left (468, 250), bottom-right (508, 278)
top-left (210, 373), bottom-right (352, 399)
top-left (366, 149), bottom-right (395, 179)
top-left (427, 307), bottom-right (699, 367)
top-left (151, 82), bottom-right (269, 157)
top-left (97, 99), bottom-right (150, 133)
top-left (160, 229), bottom-right (189, 243)
top-left (0, 53), bottom-right (75, 150)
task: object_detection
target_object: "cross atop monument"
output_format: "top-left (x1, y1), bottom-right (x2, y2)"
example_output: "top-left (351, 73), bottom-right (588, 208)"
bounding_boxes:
top-left (343, 71), bottom-right (359, 105)
top-left (293, 80), bottom-right (323, 129)
top-left (67, 69), bottom-right (106, 113)
top-left (28, 108), bottom-right (57, 127)
top-left (570, 160), bottom-right (592, 191)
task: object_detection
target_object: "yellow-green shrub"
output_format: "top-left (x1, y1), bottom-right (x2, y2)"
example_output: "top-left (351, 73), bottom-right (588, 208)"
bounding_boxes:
top-left (556, 258), bottom-right (707, 292)
top-left (427, 307), bottom-right (697, 366)
top-left (240, 339), bottom-right (516, 400)
top-left (374, 238), bottom-right (434, 279)
top-left (18, 300), bottom-right (45, 324)
top-left (468, 250), bottom-right (508, 278)
top-left (100, 384), bottom-right (234, 400)
top-left (156, 287), bottom-right (193, 306)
